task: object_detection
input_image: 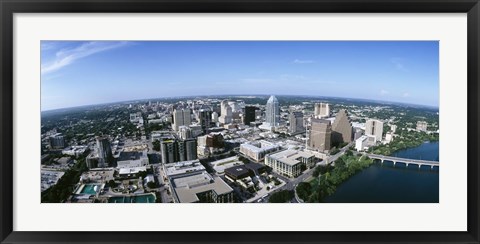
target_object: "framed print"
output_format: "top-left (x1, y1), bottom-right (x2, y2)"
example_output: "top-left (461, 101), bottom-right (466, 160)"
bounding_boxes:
top-left (1, 0), bottom-right (479, 243)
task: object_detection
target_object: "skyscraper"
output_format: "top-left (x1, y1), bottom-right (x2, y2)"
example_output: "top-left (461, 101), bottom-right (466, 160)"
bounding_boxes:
top-left (309, 119), bottom-right (332, 152)
top-left (173, 108), bottom-right (191, 131)
top-left (265, 95), bottom-right (280, 127)
top-left (244, 106), bottom-right (257, 125)
top-left (49, 133), bottom-right (66, 149)
top-left (331, 109), bottom-right (353, 145)
top-left (289, 111), bottom-right (304, 134)
top-left (178, 126), bottom-right (192, 140)
top-left (219, 100), bottom-right (233, 124)
top-left (365, 119), bottom-right (384, 142)
top-left (161, 140), bottom-right (178, 164)
top-left (182, 139), bottom-right (198, 161)
top-left (161, 139), bottom-right (197, 163)
top-left (211, 112), bottom-right (219, 123)
top-left (314, 103), bottom-right (330, 118)
top-left (198, 109), bottom-right (212, 132)
top-left (96, 136), bottom-right (113, 168)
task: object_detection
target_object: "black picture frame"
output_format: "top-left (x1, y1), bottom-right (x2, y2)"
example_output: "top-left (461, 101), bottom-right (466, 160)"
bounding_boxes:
top-left (1, 0), bottom-right (479, 243)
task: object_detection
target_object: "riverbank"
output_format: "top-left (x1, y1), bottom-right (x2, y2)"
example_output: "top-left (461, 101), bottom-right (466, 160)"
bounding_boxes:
top-left (296, 152), bottom-right (374, 203)
top-left (368, 130), bottom-right (438, 156)
top-left (325, 141), bottom-right (439, 203)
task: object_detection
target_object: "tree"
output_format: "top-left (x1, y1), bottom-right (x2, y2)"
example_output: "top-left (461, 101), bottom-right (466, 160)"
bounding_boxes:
top-left (296, 182), bottom-right (312, 201)
top-left (107, 180), bottom-right (116, 188)
top-left (153, 140), bottom-right (161, 151)
top-left (268, 190), bottom-right (294, 203)
top-left (312, 166), bottom-right (322, 178)
top-left (137, 171), bottom-right (148, 179)
top-left (147, 181), bottom-right (157, 188)
top-left (330, 148), bottom-right (340, 155)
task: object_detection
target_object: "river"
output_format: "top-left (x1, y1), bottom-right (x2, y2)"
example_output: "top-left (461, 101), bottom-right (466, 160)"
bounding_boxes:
top-left (324, 141), bottom-right (439, 203)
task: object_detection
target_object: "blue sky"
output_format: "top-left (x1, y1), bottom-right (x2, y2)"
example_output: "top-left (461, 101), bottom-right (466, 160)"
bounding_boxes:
top-left (41, 41), bottom-right (439, 111)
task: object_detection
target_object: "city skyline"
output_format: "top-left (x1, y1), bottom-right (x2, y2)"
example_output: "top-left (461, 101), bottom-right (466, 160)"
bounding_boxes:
top-left (41, 41), bottom-right (439, 111)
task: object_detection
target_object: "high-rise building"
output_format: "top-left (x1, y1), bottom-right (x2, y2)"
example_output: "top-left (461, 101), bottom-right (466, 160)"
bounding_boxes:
top-left (161, 139), bottom-right (197, 164)
top-left (86, 154), bottom-right (99, 169)
top-left (244, 106), bottom-right (257, 125)
top-left (228, 101), bottom-right (241, 112)
top-left (331, 109), bottom-right (353, 145)
top-left (219, 100), bottom-right (233, 124)
top-left (211, 112), bottom-right (219, 123)
top-left (161, 140), bottom-right (177, 164)
top-left (49, 133), bottom-right (66, 149)
top-left (173, 109), bottom-right (191, 131)
top-left (365, 119), bottom-right (384, 142)
top-left (182, 139), bottom-right (198, 161)
top-left (314, 103), bottom-right (330, 118)
top-left (198, 109), bottom-right (212, 132)
top-left (265, 95), bottom-right (280, 127)
top-left (416, 121), bottom-right (428, 132)
top-left (289, 112), bottom-right (304, 134)
top-left (197, 133), bottom-right (225, 157)
top-left (178, 126), bottom-right (192, 140)
top-left (96, 136), bottom-right (113, 167)
top-left (309, 119), bottom-right (332, 152)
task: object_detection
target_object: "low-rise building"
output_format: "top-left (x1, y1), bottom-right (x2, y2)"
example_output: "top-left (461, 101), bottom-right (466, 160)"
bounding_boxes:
top-left (355, 135), bottom-right (369, 151)
top-left (355, 135), bottom-right (376, 151)
top-left (265, 149), bottom-right (315, 178)
top-left (171, 172), bottom-right (234, 203)
top-left (224, 165), bottom-right (252, 181)
top-left (239, 140), bottom-right (281, 162)
top-left (209, 156), bottom-right (244, 174)
top-left (62, 146), bottom-right (89, 157)
top-left (118, 166), bottom-right (147, 178)
top-left (165, 160), bottom-right (234, 203)
top-left (117, 150), bottom-right (149, 168)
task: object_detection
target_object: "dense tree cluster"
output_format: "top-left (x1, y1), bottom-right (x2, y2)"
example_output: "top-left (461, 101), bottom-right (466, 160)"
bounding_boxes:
top-left (297, 154), bottom-right (374, 203)
top-left (41, 159), bottom-right (88, 203)
top-left (368, 130), bottom-right (439, 156)
top-left (268, 190), bottom-right (294, 203)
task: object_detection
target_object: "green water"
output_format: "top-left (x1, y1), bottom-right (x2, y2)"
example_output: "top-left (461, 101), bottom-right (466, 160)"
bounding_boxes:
top-left (80, 184), bottom-right (99, 195)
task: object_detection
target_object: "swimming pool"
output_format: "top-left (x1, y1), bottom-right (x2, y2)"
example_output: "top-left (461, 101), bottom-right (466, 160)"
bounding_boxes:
top-left (79, 184), bottom-right (101, 195)
top-left (108, 193), bottom-right (156, 203)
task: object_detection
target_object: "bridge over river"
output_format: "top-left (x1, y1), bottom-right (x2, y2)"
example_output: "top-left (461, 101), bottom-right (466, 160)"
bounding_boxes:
top-left (365, 153), bottom-right (439, 168)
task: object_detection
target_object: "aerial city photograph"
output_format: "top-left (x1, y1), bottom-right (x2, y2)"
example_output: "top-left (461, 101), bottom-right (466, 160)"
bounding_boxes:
top-left (40, 41), bottom-right (439, 203)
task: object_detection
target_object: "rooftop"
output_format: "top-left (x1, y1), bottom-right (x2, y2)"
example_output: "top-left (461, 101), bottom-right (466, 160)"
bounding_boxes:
top-left (240, 140), bottom-right (278, 153)
top-left (267, 149), bottom-right (315, 166)
top-left (117, 150), bottom-right (147, 161)
top-left (118, 166), bottom-right (147, 175)
top-left (209, 156), bottom-right (244, 174)
top-left (224, 165), bottom-right (251, 178)
top-left (165, 160), bottom-right (205, 177)
top-left (173, 173), bottom-right (233, 203)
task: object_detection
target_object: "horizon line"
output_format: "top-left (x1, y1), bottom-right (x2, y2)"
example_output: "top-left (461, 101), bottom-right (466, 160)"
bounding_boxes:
top-left (41, 94), bottom-right (439, 113)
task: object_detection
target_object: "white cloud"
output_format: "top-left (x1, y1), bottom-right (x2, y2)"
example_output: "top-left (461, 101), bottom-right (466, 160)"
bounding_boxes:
top-left (293, 59), bottom-right (315, 64)
top-left (279, 74), bottom-right (306, 81)
top-left (380, 89), bottom-right (389, 96)
top-left (240, 78), bottom-right (273, 83)
top-left (390, 57), bottom-right (408, 72)
top-left (403, 92), bottom-right (410, 97)
top-left (41, 41), bottom-right (130, 74)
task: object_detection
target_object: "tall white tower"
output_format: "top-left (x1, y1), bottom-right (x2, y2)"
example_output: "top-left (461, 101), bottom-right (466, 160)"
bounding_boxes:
top-left (265, 95), bottom-right (280, 127)
top-left (219, 100), bottom-right (233, 124)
